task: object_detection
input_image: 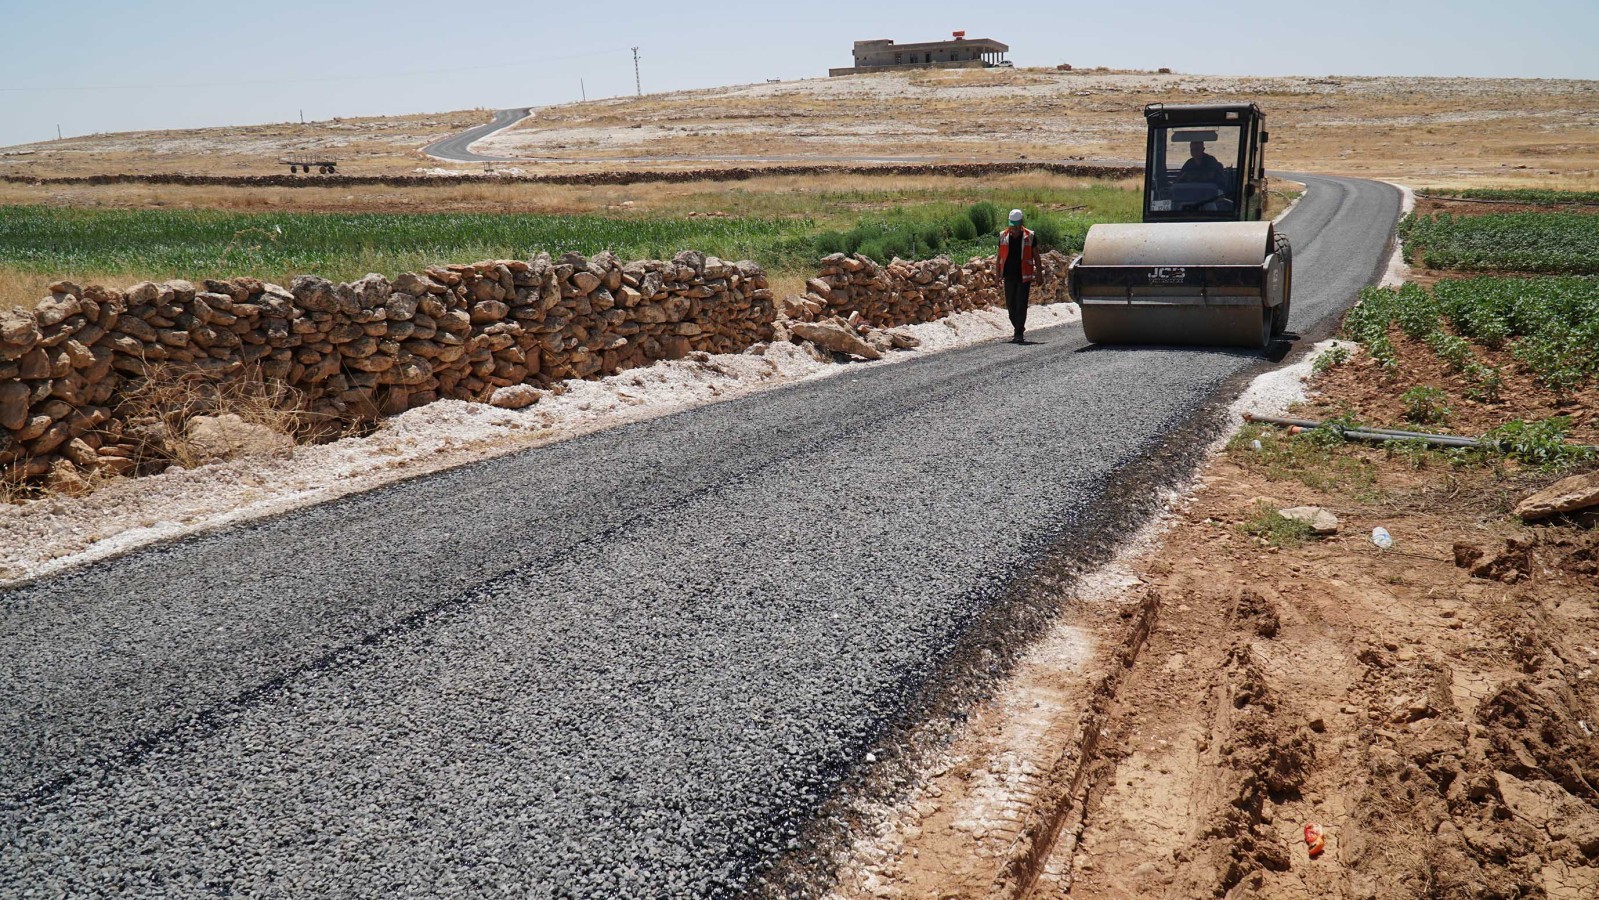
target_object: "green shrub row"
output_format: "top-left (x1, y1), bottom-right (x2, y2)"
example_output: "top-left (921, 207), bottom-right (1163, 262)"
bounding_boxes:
top-left (810, 202), bottom-right (1082, 266)
top-left (1399, 211), bottom-right (1599, 274)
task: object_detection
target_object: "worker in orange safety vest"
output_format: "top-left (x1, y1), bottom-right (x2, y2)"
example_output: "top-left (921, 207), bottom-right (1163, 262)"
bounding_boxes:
top-left (995, 209), bottom-right (1037, 344)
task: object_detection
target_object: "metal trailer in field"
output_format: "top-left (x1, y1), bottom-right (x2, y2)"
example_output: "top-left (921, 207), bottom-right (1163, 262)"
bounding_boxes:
top-left (280, 157), bottom-right (339, 174)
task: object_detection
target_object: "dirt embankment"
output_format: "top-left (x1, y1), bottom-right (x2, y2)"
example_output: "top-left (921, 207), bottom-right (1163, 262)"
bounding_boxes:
top-left (831, 411), bottom-right (1599, 899)
top-left (1056, 440), bottom-right (1599, 898)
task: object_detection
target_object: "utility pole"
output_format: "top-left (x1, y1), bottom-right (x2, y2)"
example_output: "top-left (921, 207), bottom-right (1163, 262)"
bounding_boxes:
top-left (632, 47), bottom-right (641, 96)
top-left (581, 78), bottom-right (586, 102)
top-left (299, 109), bottom-right (305, 125)
top-left (56, 124), bottom-right (62, 141)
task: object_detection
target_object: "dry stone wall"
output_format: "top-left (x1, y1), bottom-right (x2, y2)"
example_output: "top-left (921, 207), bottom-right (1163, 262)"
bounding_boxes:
top-left (786, 250), bottom-right (1072, 326)
top-left (0, 250), bottom-right (773, 484)
top-left (0, 248), bottom-right (1072, 488)
top-left (0, 162), bottom-right (1140, 190)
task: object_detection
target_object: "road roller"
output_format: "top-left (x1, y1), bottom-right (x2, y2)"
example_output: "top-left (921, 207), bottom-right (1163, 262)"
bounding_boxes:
top-left (1068, 103), bottom-right (1292, 348)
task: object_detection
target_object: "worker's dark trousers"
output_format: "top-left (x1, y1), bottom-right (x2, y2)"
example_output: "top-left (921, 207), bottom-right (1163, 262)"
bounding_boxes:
top-left (1004, 278), bottom-right (1031, 334)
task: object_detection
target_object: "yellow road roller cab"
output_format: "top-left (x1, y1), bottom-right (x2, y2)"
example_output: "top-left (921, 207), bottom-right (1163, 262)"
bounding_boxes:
top-left (1069, 103), bottom-right (1293, 349)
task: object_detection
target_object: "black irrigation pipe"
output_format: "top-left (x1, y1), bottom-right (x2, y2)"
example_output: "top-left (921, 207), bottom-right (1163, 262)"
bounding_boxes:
top-left (1244, 413), bottom-right (1481, 448)
top-left (1244, 412), bottom-right (1599, 454)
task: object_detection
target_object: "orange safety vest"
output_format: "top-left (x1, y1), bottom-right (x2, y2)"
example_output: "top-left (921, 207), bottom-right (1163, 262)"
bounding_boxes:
top-left (996, 226), bottom-right (1037, 283)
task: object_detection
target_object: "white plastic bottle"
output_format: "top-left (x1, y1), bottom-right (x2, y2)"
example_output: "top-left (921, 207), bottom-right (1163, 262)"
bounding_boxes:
top-left (1371, 527), bottom-right (1393, 550)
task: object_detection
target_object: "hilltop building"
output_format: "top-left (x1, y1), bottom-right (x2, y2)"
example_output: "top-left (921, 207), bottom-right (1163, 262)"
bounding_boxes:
top-left (829, 32), bottom-right (1010, 77)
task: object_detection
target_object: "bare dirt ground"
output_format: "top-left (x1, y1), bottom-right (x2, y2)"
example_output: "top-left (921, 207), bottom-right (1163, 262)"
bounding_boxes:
top-left (4, 69), bottom-right (1597, 189)
top-left (0, 110), bottom-right (484, 178)
top-left (476, 69), bottom-right (1599, 188)
top-left (1052, 440), bottom-right (1599, 899)
top-left (829, 350), bottom-right (1599, 900)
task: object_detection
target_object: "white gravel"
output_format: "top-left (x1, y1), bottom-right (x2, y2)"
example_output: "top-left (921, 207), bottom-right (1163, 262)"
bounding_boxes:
top-left (0, 302), bottom-right (1081, 584)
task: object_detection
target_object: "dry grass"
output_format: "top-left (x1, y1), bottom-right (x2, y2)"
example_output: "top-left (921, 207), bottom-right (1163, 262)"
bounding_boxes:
top-left (0, 269), bottom-right (125, 312)
top-left (768, 272), bottom-right (809, 302)
top-left (0, 172), bottom-right (1142, 217)
top-left (116, 364), bottom-right (307, 472)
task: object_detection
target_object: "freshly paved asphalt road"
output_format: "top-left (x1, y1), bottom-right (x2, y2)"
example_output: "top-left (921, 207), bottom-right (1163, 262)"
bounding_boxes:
top-left (422, 108), bottom-right (532, 163)
top-left (0, 175), bottom-right (1397, 897)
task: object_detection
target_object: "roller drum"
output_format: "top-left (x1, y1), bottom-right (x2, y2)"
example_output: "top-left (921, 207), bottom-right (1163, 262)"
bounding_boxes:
top-left (1069, 221), bottom-right (1288, 349)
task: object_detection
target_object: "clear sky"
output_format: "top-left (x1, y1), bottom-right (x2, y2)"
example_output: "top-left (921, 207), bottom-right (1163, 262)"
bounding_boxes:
top-left (0, 0), bottom-right (1594, 148)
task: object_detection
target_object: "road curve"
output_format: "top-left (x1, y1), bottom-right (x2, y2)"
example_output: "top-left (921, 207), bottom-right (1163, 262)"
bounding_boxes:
top-left (419, 105), bottom-right (1132, 168)
top-left (0, 176), bottom-right (1398, 897)
top-left (422, 108), bottom-right (533, 163)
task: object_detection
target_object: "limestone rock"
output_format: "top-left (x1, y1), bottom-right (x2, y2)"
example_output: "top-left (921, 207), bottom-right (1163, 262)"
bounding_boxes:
top-left (0, 380), bottom-right (30, 431)
top-left (888, 330), bottom-right (922, 350)
top-left (343, 273), bottom-right (391, 309)
top-left (183, 414), bottom-right (292, 462)
top-left (788, 321), bottom-right (883, 361)
top-left (470, 301), bottom-right (510, 324)
top-left (1278, 506), bottom-right (1339, 535)
top-left (290, 276), bottom-right (339, 312)
top-left (1514, 471), bottom-right (1599, 520)
top-left (46, 457), bottom-right (91, 496)
top-left (34, 295), bottom-right (80, 328)
top-left (1, 309), bottom-right (41, 356)
top-left (488, 384), bottom-right (542, 410)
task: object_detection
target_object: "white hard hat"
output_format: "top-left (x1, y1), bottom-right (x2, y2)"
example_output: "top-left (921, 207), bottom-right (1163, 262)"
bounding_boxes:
top-left (1008, 209), bottom-right (1024, 222)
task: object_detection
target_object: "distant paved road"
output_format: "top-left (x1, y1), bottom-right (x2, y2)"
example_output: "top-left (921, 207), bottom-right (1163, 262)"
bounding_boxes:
top-left (0, 175), bottom-right (1398, 897)
top-left (419, 105), bottom-right (1132, 168)
top-left (422, 108), bottom-right (532, 162)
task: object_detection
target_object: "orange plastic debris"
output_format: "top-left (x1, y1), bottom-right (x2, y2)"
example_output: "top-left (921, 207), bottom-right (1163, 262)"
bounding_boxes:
top-left (1304, 823), bottom-right (1326, 858)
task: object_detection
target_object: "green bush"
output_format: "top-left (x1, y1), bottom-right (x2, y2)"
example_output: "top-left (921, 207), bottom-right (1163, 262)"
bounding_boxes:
top-left (919, 224), bottom-right (946, 251)
top-left (1031, 216), bottom-right (1065, 251)
top-left (1463, 362), bottom-right (1503, 402)
top-left (1312, 344), bottom-right (1352, 375)
top-left (1394, 283), bottom-right (1440, 340)
top-left (813, 231), bottom-right (848, 256)
top-left (967, 202), bottom-right (1000, 236)
top-left (950, 216), bottom-right (979, 242)
top-left (1426, 332), bottom-right (1474, 372)
top-left (1434, 188), bottom-right (1599, 206)
top-left (854, 239), bottom-right (886, 264)
top-left (1400, 385), bottom-right (1451, 425)
top-left (1484, 417), bottom-right (1596, 471)
top-left (842, 224), bottom-right (879, 254)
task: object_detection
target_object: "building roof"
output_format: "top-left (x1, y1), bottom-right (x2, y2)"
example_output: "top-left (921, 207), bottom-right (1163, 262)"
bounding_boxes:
top-left (852, 37), bottom-right (1008, 53)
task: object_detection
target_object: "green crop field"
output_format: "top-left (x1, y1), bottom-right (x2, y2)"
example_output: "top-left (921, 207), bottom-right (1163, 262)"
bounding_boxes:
top-left (1428, 188), bottom-right (1599, 206)
top-left (0, 181), bottom-right (1141, 308)
top-left (0, 206), bottom-right (816, 286)
top-left (1345, 276), bottom-right (1599, 396)
top-left (1398, 212), bottom-right (1599, 274)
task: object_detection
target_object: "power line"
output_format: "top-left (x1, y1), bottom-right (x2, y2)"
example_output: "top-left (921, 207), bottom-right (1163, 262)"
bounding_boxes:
top-left (0, 47), bottom-right (633, 94)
